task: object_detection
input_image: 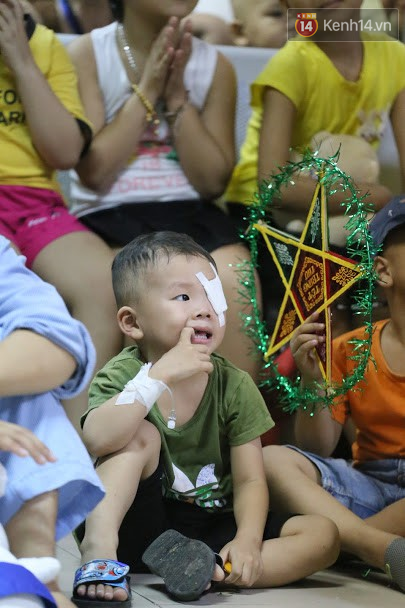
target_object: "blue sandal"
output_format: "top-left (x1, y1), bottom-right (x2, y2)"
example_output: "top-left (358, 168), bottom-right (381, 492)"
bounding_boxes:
top-left (71, 559), bottom-right (131, 608)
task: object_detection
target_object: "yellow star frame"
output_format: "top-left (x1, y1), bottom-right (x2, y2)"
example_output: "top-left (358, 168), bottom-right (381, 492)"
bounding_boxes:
top-left (253, 179), bottom-right (362, 382)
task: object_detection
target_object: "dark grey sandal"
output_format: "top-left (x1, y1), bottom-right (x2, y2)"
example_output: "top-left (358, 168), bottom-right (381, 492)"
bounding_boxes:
top-left (142, 529), bottom-right (217, 601)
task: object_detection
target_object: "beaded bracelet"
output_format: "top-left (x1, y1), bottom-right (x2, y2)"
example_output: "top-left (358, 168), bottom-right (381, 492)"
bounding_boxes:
top-left (132, 83), bottom-right (160, 131)
top-left (164, 92), bottom-right (189, 134)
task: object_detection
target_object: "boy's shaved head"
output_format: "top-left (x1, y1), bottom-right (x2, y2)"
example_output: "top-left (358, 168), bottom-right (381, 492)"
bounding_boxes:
top-left (112, 231), bottom-right (217, 308)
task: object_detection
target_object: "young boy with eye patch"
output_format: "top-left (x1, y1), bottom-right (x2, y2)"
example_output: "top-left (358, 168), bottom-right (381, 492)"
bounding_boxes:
top-left (72, 231), bottom-right (340, 607)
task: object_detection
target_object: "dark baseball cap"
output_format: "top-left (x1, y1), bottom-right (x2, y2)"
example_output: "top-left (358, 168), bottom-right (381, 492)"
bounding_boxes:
top-left (369, 195), bottom-right (405, 248)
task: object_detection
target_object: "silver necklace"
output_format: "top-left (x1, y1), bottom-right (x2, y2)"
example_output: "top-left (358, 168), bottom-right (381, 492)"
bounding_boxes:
top-left (117, 22), bottom-right (139, 79)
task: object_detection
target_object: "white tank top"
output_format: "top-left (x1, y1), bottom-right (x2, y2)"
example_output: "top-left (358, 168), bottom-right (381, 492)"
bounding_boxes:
top-left (70, 22), bottom-right (218, 217)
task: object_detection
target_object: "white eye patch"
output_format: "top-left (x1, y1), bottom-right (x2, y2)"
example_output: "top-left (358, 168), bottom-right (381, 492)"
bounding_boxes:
top-left (196, 263), bottom-right (227, 327)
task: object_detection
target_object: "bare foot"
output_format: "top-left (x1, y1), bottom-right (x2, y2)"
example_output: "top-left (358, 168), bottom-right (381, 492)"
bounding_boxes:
top-left (75, 582), bottom-right (129, 602)
top-left (73, 553), bottom-right (130, 602)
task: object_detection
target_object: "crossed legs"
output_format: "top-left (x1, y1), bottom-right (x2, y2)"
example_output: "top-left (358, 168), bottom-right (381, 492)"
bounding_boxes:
top-left (263, 445), bottom-right (405, 587)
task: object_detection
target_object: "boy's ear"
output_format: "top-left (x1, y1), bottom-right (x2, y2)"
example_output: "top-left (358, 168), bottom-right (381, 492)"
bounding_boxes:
top-left (374, 255), bottom-right (393, 288)
top-left (117, 306), bottom-right (144, 341)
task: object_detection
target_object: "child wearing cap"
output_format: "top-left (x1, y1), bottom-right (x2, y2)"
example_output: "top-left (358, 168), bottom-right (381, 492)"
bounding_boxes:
top-left (262, 195), bottom-right (405, 592)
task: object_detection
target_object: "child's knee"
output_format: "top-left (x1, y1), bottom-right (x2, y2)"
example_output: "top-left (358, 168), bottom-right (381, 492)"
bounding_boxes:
top-left (102, 420), bottom-right (161, 463)
top-left (134, 420), bottom-right (161, 456)
top-left (122, 421), bottom-right (161, 480)
top-left (263, 444), bottom-right (298, 471)
top-left (220, 259), bottom-right (247, 293)
top-left (285, 514), bottom-right (340, 566)
top-left (86, 418), bottom-right (160, 460)
top-left (307, 515), bottom-right (340, 564)
top-left (68, 275), bottom-right (116, 312)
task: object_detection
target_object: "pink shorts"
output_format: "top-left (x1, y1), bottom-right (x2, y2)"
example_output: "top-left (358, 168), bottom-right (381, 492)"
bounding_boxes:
top-left (0, 185), bottom-right (89, 268)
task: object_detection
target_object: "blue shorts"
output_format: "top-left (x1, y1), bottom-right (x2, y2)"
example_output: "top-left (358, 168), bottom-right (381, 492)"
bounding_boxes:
top-left (289, 446), bottom-right (405, 519)
top-left (0, 393), bottom-right (104, 540)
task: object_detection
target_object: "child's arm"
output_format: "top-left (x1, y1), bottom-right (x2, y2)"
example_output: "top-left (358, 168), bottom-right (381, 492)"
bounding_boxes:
top-left (0, 420), bottom-right (56, 465)
top-left (82, 394), bottom-right (153, 458)
top-left (390, 88), bottom-right (405, 190)
top-left (0, 238), bottom-right (95, 399)
top-left (83, 327), bottom-right (213, 457)
top-left (290, 313), bottom-right (343, 456)
top-left (163, 21), bottom-right (237, 199)
top-left (218, 438), bottom-right (268, 587)
top-left (0, 0), bottom-right (85, 169)
top-left (259, 88), bottom-right (392, 213)
top-left (0, 330), bottom-right (76, 397)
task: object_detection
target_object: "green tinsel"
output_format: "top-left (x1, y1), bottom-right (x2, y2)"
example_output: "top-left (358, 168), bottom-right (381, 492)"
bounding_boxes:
top-left (238, 150), bottom-right (378, 414)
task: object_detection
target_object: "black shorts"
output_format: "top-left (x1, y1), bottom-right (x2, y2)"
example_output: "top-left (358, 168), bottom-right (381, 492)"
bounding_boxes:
top-left (115, 465), bottom-right (294, 572)
top-left (79, 200), bottom-right (241, 252)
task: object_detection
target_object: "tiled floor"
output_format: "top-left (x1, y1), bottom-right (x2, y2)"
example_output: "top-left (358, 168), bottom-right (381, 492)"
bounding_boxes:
top-left (59, 534), bottom-right (405, 607)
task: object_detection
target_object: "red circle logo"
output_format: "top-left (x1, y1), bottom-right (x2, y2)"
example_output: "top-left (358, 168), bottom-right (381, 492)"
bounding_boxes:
top-left (295, 16), bottom-right (318, 37)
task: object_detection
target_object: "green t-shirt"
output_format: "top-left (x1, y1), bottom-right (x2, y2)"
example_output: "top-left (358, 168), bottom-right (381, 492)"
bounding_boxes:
top-left (84, 346), bottom-right (274, 513)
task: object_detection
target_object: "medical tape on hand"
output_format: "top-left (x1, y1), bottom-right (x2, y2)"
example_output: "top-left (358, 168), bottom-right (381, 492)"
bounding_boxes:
top-left (196, 263), bottom-right (228, 327)
top-left (115, 362), bottom-right (168, 413)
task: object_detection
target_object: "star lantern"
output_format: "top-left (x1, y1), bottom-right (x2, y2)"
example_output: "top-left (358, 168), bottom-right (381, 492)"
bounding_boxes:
top-left (254, 178), bottom-right (361, 383)
top-left (239, 153), bottom-right (378, 412)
